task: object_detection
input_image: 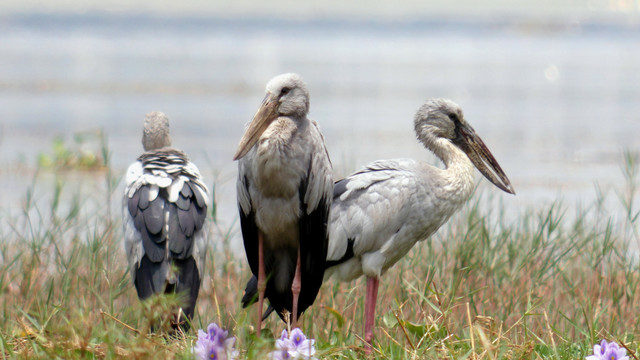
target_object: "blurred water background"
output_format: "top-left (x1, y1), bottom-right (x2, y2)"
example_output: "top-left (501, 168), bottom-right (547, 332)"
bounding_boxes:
top-left (1, 1), bottom-right (639, 251)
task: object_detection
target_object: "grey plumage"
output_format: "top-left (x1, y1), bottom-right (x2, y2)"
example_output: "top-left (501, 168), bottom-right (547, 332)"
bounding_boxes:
top-left (235, 73), bottom-right (333, 331)
top-left (242, 99), bottom-right (514, 347)
top-left (326, 99), bottom-right (514, 281)
top-left (123, 111), bottom-right (209, 330)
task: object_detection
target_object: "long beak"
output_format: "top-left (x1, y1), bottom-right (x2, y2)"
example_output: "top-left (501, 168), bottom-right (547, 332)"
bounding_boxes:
top-left (458, 123), bottom-right (515, 195)
top-left (233, 93), bottom-right (279, 160)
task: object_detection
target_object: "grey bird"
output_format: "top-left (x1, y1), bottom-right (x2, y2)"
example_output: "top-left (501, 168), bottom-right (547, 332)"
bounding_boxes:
top-left (242, 98), bottom-right (514, 348)
top-left (123, 111), bottom-right (209, 331)
top-left (234, 73), bottom-right (333, 335)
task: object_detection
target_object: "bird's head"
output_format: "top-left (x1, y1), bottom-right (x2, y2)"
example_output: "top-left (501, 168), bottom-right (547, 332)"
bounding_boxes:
top-left (234, 73), bottom-right (310, 160)
top-left (142, 111), bottom-right (172, 151)
top-left (414, 99), bottom-right (515, 195)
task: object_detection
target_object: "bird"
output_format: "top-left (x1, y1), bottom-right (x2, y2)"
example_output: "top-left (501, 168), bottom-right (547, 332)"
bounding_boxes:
top-left (123, 111), bottom-right (209, 332)
top-left (242, 98), bottom-right (514, 347)
top-left (234, 73), bottom-right (333, 335)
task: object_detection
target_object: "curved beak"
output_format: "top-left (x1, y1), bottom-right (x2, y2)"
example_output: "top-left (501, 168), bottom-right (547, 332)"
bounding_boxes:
top-left (233, 93), bottom-right (279, 160)
top-left (458, 123), bottom-right (515, 195)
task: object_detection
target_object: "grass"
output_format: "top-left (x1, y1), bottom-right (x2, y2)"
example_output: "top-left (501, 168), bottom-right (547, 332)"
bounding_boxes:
top-left (1, 135), bottom-right (639, 359)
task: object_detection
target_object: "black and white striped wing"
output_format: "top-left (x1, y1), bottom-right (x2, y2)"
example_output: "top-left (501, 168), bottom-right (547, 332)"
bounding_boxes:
top-left (123, 149), bottom-right (209, 300)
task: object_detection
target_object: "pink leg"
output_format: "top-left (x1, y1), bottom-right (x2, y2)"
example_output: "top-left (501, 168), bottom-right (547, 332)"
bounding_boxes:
top-left (364, 276), bottom-right (380, 351)
top-left (256, 232), bottom-right (266, 337)
top-left (291, 247), bottom-right (302, 327)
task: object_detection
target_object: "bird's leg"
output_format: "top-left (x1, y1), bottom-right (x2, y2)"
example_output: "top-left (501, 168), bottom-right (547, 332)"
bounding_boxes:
top-left (256, 232), bottom-right (266, 337)
top-left (364, 276), bottom-right (380, 352)
top-left (291, 246), bottom-right (302, 327)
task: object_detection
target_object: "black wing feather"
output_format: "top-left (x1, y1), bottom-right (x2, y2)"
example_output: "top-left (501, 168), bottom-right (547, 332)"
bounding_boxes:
top-left (194, 201), bottom-right (207, 231)
top-left (239, 175), bottom-right (260, 278)
top-left (128, 191), bottom-right (140, 217)
top-left (143, 196), bottom-right (165, 236)
top-left (188, 182), bottom-right (206, 208)
top-left (241, 275), bottom-right (276, 320)
top-left (168, 203), bottom-right (191, 259)
top-left (131, 189), bottom-right (166, 263)
top-left (325, 238), bottom-right (355, 268)
top-left (176, 193), bottom-right (191, 210)
top-left (128, 150), bottom-right (207, 307)
top-left (333, 178), bottom-right (350, 199)
top-left (138, 186), bottom-right (150, 210)
top-left (296, 194), bottom-right (330, 318)
top-left (140, 232), bottom-right (166, 262)
top-left (173, 257), bottom-right (201, 322)
top-left (178, 205), bottom-right (195, 237)
top-left (241, 275), bottom-right (259, 308)
top-left (180, 181), bottom-right (193, 197)
top-left (135, 254), bottom-right (169, 299)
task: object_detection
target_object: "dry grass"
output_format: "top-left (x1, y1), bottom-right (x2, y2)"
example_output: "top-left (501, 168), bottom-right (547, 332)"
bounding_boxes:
top-left (1, 140), bottom-right (639, 359)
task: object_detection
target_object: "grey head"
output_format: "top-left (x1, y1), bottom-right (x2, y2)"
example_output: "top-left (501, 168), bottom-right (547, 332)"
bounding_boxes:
top-left (233, 73), bottom-right (310, 160)
top-left (414, 98), bottom-right (515, 195)
top-left (142, 111), bottom-right (172, 151)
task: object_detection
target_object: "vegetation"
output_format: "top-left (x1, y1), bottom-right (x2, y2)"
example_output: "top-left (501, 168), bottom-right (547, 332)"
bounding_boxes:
top-left (36, 130), bottom-right (108, 171)
top-left (0, 136), bottom-right (638, 359)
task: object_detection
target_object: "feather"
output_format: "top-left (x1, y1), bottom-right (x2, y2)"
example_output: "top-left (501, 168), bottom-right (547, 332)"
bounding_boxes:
top-left (167, 203), bottom-right (191, 259)
top-left (180, 181), bottom-right (193, 198)
top-left (188, 182), bottom-right (206, 209)
top-left (134, 256), bottom-right (169, 299)
top-left (175, 192), bottom-right (191, 210)
top-left (235, 76), bottom-right (333, 323)
top-left (143, 197), bottom-right (165, 235)
top-left (167, 176), bottom-right (185, 203)
top-left (148, 185), bottom-right (159, 202)
top-left (128, 190), bottom-right (140, 217)
top-left (138, 186), bottom-right (150, 210)
top-left (178, 205), bottom-right (195, 237)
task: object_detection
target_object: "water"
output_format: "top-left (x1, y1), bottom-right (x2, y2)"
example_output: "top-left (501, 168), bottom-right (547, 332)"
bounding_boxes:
top-left (1, 11), bottom-right (639, 251)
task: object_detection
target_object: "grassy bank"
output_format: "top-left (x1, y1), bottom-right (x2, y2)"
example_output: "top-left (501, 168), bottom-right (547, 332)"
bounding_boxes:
top-left (0, 145), bottom-right (638, 359)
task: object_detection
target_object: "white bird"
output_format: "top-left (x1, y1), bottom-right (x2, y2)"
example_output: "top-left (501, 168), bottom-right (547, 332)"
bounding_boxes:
top-left (243, 98), bottom-right (514, 347)
top-left (234, 73), bottom-right (333, 335)
top-left (123, 111), bottom-right (209, 331)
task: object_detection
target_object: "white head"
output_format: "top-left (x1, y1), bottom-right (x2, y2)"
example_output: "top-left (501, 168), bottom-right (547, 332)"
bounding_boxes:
top-left (234, 73), bottom-right (311, 160)
top-left (414, 99), bottom-right (515, 195)
top-left (265, 73), bottom-right (310, 118)
top-left (142, 111), bottom-right (172, 151)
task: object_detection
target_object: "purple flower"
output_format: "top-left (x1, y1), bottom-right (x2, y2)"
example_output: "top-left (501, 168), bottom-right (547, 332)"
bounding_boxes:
top-left (586, 340), bottom-right (629, 360)
top-left (268, 348), bottom-right (293, 360)
top-left (269, 328), bottom-right (317, 359)
top-left (193, 323), bottom-right (238, 360)
top-left (586, 340), bottom-right (609, 360)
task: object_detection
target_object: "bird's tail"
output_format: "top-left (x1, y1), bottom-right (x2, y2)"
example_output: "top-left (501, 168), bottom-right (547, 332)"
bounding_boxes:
top-left (134, 256), bottom-right (169, 300)
top-left (241, 275), bottom-right (275, 321)
top-left (171, 257), bottom-right (201, 323)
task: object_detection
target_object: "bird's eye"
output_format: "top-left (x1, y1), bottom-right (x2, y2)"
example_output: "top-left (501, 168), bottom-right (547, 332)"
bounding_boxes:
top-left (449, 113), bottom-right (460, 123)
top-left (280, 87), bottom-right (291, 96)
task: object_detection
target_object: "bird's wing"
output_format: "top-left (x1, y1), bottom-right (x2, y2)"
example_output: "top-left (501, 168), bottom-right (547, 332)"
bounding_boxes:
top-left (326, 159), bottom-right (420, 270)
top-left (301, 121), bottom-right (333, 216)
top-left (123, 161), bottom-right (145, 281)
top-left (237, 157), bottom-right (260, 277)
top-left (295, 122), bottom-right (333, 316)
top-left (122, 149), bottom-right (209, 297)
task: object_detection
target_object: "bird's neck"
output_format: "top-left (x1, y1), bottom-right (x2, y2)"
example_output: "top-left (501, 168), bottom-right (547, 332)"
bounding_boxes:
top-left (432, 138), bottom-right (476, 202)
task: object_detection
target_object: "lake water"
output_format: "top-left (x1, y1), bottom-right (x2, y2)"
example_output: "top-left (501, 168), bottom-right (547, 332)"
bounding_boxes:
top-left (1, 10), bottom-right (639, 252)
